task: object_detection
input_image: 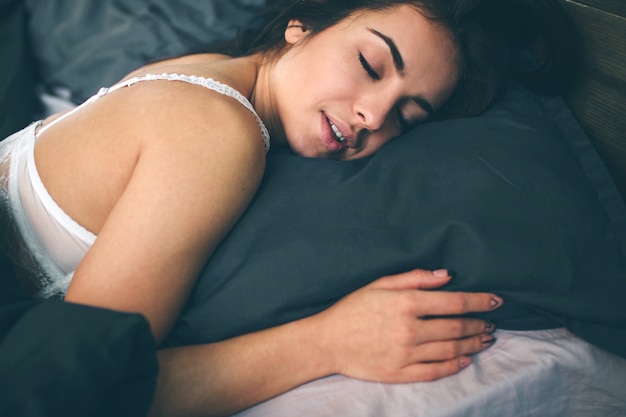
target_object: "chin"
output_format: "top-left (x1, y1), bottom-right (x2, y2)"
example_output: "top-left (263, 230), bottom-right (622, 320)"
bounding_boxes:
top-left (294, 149), bottom-right (320, 159)
top-left (286, 139), bottom-right (319, 158)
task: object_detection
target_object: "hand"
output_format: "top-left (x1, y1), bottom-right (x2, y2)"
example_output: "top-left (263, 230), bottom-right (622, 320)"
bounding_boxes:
top-left (311, 269), bottom-right (502, 383)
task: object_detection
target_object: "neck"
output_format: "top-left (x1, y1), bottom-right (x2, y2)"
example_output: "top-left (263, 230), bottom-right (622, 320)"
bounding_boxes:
top-left (250, 53), bottom-right (288, 147)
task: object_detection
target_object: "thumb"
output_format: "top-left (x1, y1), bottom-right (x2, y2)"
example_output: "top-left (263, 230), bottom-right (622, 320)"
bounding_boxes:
top-left (370, 269), bottom-right (451, 291)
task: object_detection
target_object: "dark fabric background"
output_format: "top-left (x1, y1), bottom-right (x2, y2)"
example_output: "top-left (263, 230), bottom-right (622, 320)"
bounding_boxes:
top-left (0, 0), bottom-right (38, 139)
top-left (24, 0), bottom-right (270, 103)
top-left (0, 0), bottom-right (34, 304)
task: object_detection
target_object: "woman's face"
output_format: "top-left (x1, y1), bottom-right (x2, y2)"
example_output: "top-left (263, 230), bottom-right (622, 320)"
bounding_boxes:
top-left (264, 4), bottom-right (459, 160)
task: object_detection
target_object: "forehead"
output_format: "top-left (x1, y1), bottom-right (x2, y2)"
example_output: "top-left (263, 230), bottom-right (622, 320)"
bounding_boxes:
top-left (343, 4), bottom-right (459, 104)
top-left (344, 4), bottom-right (456, 59)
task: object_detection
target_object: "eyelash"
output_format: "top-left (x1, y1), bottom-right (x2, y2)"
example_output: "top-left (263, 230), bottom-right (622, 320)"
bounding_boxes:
top-left (359, 53), bottom-right (410, 131)
top-left (396, 107), bottom-right (409, 131)
top-left (359, 54), bottom-right (380, 80)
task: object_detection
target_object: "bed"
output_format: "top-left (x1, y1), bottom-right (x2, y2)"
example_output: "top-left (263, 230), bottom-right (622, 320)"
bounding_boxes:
top-left (0, 0), bottom-right (625, 416)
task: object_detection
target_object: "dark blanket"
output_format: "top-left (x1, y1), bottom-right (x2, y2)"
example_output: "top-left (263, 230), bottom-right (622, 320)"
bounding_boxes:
top-left (0, 298), bottom-right (158, 417)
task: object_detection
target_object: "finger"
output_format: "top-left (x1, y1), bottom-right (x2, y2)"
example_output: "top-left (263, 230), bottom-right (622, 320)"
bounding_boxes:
top-left (370, 269), bottom-right (452, 291)
top-left (383, 357), bottom-right (474, 383)
top-left (385, 332), bottom-right (498, 383)
top-left (411, 290), bottom-right (503, 317)
top-left (413, 317), bottom-right (494, 342)
top-left (408, 333), bottom-right (497, 364)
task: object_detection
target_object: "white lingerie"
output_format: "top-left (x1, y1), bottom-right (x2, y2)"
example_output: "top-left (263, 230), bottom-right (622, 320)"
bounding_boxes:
top-left (0, 73), bottom-right (270, 298)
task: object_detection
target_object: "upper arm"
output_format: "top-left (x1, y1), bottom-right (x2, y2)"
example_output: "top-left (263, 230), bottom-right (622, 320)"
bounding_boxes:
top-left (64, 84), bottom-right (266, 344)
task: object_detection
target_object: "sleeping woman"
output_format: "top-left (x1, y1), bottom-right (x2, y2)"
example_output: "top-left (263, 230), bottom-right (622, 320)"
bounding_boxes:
top-left (0, 0), bottom-right (576, 416)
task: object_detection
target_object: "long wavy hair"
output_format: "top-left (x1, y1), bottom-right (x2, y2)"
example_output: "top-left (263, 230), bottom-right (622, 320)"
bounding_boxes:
top-left (214, 0), bottom-right (579, 119)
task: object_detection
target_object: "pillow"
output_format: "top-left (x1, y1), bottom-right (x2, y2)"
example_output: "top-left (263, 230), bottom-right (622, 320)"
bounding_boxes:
top-left (25, 0), bottom-right (270, 103)
top-left (165, 82), bottom-right (626, 359)
top-left (0, 0), bottom-right (38, 139)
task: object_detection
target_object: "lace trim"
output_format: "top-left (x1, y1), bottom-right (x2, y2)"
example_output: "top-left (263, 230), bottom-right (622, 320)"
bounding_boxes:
top-left (109, 73), bottom-right (271, 153)
top-left (1, 122), bottom-right (71, 298)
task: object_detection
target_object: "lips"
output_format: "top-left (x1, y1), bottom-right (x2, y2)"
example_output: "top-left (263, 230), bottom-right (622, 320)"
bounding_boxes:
top-left (321, 114), bottom-right (353, 152)
top-left (329, 120), bottom-right (346, 144)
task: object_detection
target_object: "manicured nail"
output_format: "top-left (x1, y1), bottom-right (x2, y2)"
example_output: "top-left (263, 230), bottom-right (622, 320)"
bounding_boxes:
top-left (459, 358), bottom-right (472, 368)
top-left (432, 269), bottom-right (449, 277)
top-left (481, 335), bottom-right (496, 347)
top-left (485, 321), bottom-right (496, 332)
top-left (490, 297), bottom-right (503, 309)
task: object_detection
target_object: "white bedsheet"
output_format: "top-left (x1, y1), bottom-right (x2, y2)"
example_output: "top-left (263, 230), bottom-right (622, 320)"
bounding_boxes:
top-left (234, 328), bottom-right (626, 417)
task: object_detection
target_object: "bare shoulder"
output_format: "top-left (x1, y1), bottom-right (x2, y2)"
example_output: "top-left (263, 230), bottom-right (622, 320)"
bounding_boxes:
top-left (122, 76), bottom-right (266, 163)
top-left (126, 79), bottom-right (268, 216)
top-left (117, 57), bottom-right (265, 156)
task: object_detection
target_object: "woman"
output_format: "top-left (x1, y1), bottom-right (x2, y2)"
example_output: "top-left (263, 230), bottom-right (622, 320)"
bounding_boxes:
top-left (0, 0), bottom-right (574, 416)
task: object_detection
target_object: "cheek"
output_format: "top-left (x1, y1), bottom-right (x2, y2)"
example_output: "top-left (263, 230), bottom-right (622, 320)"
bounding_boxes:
top-left (357, 130), bottom-right (398, 158)
top-left (377, 123), bottom-right (403, 146)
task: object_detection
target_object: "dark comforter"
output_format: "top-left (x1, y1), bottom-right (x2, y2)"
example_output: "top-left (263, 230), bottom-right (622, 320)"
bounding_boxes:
top-left (0, 295), bottom-right (158, 417)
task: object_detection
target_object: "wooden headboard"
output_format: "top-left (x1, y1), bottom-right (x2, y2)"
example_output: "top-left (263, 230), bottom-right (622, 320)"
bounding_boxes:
top-left (558, 0), bottom-right (626, 202)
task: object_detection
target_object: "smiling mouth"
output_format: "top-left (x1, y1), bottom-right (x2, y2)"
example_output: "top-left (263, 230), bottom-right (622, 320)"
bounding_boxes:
top-left (329, 120), bottom-right (346, 144)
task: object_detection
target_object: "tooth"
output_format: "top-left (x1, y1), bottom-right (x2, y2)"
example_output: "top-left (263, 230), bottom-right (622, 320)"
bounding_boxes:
top-left (330, 122), bottom-right (345, 142)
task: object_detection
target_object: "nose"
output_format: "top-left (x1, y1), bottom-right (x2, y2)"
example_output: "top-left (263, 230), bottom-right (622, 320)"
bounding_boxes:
top-left (355, 93), bottom-right (394, 132)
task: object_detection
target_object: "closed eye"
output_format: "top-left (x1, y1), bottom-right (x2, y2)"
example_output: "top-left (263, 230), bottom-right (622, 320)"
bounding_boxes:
top-left (359, 54), bottom-right (380, 81)
top-left (395, 98), bottom-right (431, 132)
top-left (395, 106), bottom-right (409, 131)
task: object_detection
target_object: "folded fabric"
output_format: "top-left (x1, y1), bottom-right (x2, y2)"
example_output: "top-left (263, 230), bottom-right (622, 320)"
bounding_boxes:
top-left (0, 299), bottom-right (158, 417)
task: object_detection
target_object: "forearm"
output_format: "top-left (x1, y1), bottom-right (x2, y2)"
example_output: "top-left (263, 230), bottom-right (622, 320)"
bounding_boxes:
top-left (147, 270), bottom-right (502, 416)
top-left (148, 315), bottom-right (332, 417)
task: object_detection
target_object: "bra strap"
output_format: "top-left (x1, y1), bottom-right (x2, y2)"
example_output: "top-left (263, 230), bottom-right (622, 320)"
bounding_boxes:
top-left (37, 73), bottom-right (271, 153)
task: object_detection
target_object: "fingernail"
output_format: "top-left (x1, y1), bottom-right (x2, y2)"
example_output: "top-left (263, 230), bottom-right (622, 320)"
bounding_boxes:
top-left (490, 297), bottom-right (503, 309)
top-left (481, 335), bottom-right (496, 347)
top-left (432, 269), bottom-right (449, 277)
top-left (459, 358), bottom-right (472, 368)
top-left (485, 321), bottom-right (496, 332)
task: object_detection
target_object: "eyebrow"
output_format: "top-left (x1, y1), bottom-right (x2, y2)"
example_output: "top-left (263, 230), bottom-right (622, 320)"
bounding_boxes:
top-left (368, 28), bottom-right (404, 73)
top-left (368, 28), bottom-right (434, 117)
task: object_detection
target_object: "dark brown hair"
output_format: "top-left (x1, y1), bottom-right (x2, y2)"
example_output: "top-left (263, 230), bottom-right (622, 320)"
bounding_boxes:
top-left (218, 0), bottom-right (579, 120)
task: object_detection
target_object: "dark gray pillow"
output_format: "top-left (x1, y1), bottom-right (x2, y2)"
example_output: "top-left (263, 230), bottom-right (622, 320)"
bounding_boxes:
top-left (166, 83), bottom-right (626, 359)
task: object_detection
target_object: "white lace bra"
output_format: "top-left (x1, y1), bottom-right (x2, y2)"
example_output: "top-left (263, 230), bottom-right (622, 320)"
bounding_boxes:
top-left (0, 73), bottom-right (270, 298)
